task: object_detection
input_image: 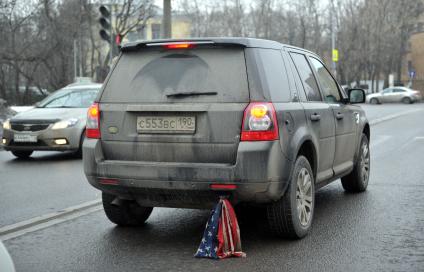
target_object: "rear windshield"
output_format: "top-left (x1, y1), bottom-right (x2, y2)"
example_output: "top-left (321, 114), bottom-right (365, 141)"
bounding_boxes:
top-left (101, 48), bottom-right (249, 103)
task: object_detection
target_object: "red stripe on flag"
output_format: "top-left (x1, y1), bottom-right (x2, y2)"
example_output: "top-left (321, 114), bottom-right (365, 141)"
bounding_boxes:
top-left (217, 199), bottom-right (246, 258)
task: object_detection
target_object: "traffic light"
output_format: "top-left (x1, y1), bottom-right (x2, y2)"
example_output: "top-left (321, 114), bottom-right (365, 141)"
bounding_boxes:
top-left (99, 5), bottom-right (111, 42)
top-left (115, 33), bottom-right (122, 46)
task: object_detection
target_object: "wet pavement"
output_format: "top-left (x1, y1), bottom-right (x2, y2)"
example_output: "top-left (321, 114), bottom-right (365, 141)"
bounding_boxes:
top-left (1, 104), bottom-right (424, 271)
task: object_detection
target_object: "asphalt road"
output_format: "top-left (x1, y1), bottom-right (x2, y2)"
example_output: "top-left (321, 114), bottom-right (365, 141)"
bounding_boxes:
top-left (0, 152), bottom-right (99, 226)
top-left (1, 104), bottom-right (424, 271)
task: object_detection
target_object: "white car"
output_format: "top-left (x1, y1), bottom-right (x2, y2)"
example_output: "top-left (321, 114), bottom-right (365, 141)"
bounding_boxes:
top-left (366, 87), bottom-right (422, 104)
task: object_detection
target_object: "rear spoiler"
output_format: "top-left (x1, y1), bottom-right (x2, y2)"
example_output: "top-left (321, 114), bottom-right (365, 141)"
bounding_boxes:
top-left (122, 40), bottom-right (245, 52)
top-left (121, 37), bottom-right (283, 52)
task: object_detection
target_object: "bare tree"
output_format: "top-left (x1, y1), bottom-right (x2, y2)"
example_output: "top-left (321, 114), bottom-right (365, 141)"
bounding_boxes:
top-left (2, 0), bottom-right (424, 104)
top-left (113, 0), bottom-right (155, 37)
top-left (0, 0), bottom-right (156, 104)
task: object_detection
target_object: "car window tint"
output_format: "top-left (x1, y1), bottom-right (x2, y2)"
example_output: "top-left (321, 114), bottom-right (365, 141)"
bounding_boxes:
top-left (290, 53), bottom-right (322, 102)
top-left (392, 88), bottom-right (406, 93)
top-left (285, 51), bottom-right (308, 102)
top-left (382, 88), bottom-right (393, 94)
top-left (309, 57), bottom-right (341, 103)
top-left (256, 49), bottom-right (291, 102)
top-left (102, 48), bottom-right (249, 103)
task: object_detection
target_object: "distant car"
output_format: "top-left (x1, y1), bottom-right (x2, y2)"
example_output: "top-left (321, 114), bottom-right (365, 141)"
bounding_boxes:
top-left (1, 83), bottom-right (102, 158)
top-left (366, 87), bottom-right (422, 104)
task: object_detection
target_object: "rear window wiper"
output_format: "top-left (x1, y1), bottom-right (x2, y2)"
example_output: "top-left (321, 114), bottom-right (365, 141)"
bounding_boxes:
top-left (165, 91), bottom-right (217, 98)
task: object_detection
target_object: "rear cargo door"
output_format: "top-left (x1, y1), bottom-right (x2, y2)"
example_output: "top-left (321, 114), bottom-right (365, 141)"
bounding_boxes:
top-left (99, 45), bottom-right (249, 164)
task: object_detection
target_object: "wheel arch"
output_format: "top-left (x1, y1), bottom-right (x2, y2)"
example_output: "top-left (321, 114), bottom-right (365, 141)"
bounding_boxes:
top-left (295, 139), bottom-right (318, 180)
top-left (363, 123), bottom-right (370, 142)
top-left (370, 97), bottom-right (380, 104)
top-left (353, 122), bottom-right (370, 163)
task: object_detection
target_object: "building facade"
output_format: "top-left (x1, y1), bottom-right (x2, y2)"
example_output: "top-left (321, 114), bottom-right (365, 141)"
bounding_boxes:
top-left (125, 15), bottom-right (191, 42)
top-left (402, 17), bottom-right (424, 94)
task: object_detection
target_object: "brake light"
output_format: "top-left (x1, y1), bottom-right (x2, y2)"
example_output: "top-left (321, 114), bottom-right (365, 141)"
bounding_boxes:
top-left (241, 102), bottom-right (279, 141)
top-left (210, 184), bottom-right (237, 190)
top-left (99, 178), bottom-right (119, 185)
top-left (86, 103), bottom-right (101, 139)
top-left (164, 43), bottom-right (194, 49)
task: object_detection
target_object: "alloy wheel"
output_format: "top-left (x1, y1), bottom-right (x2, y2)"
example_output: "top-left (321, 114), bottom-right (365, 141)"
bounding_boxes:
top-left (360, 142), bottom-right (370, 185)
top-left (296, 168), bottom-right (313, 227)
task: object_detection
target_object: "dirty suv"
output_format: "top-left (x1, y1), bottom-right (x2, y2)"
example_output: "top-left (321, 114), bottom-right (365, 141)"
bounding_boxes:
top-left (83, 38), bottom-right (370, 239)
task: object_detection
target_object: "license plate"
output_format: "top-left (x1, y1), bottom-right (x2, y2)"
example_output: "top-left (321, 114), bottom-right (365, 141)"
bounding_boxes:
top-left (14, 134), bottom-right (37, 143)
top-left (137, 116), bottom-right (195, 134)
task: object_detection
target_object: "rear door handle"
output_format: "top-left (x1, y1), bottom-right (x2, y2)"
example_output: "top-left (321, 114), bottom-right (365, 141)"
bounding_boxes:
top-left (336, 112), bottom-right (344, 120)
top-left (310, 113), bottom-right (321, 121)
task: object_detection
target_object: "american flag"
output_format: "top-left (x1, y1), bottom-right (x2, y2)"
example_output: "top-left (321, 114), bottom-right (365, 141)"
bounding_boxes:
top-left (195, 198), bottom-right (246, 259)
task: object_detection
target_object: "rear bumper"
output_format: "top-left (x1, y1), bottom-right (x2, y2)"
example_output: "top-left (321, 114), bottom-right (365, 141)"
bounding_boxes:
top-left (83, 139), bottom-right (292, 208)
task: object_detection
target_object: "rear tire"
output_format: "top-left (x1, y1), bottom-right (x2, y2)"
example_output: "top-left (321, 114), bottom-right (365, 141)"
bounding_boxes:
top-left (402, 97), bottom-right (412, 104)
top-left (102, 193), bottom-right (153, 226)
top-left (370, 98), bottom-right (379, 104)
top-left (11, 150), bottom-right (33, 159)
top-left (266, 155), bottom-right (315, 239)
top-left (341, 134), bottom-right (370, 193)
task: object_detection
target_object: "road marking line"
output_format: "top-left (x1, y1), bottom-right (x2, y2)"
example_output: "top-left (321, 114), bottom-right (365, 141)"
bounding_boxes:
top-left (0, 199), bottom-right (102, 241)
top-left (369, 108), bottom-right (423, 126)
top-left (370, 135), bottom-right (392, 148)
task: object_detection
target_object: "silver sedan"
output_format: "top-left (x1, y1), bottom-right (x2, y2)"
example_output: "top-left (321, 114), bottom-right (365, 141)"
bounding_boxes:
top-left (1, 83), bottom-right (101, 159)
top-left (366, 87), bottom-right (422, 104)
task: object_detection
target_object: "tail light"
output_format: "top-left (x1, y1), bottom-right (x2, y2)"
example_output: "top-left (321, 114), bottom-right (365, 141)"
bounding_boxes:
top-left (164, 43), bottom-right (195, 49)
top-left (86, 103), bottom-right (101, 139)
top-left (241, 102), bottom-right (279, 141)
top-left (210, 184), bottom-right (237, 190)
top-left (99, 178), bottom-right (119, 185)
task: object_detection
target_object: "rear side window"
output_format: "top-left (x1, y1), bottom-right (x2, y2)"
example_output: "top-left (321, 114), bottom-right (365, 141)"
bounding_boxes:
top-left (290, 53), bottom-right (322, 102)
top-left (101, 48), bottom-right (249, 103)
top-left (255, 49), bottom-right (291, 102)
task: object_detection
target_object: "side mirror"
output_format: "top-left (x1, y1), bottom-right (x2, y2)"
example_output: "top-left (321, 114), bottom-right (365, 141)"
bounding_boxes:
top-left (348, 88), bottom-right (365, 104)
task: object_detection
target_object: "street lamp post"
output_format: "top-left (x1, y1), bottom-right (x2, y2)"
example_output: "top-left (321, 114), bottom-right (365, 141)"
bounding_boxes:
top-left (163, 0), bottom-right (172, 38)
top-left (331, 0), bottom-right (337, 78)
